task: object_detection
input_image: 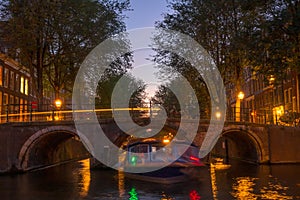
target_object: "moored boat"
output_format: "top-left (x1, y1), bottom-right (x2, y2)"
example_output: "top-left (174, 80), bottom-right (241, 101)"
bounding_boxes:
top-left (123, 138), bottom-right (204, 184)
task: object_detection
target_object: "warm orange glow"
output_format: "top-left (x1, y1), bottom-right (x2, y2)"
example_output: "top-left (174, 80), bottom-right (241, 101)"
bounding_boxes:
top-left (163, 139), bottom-right (170, 144)
top-left (238, 91), bottom-right (245, 100)
top-left (55, 99), bottom-right (62, 109)
top-left (78, 159), bottom-right (91, 197)
top-left (231, 177), bottom-right (257, 199)
top-left (276, 110), bottom-right (282, 115)
top-left (210, 163), bottom-right (218, 199)
top-left (118, 170), bottom-right (125, 198)
top-left (215, 111), bottom-right (221, 119)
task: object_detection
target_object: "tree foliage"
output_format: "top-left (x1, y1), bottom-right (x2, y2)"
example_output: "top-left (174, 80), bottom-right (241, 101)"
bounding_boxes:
top-left (0, 0), bottom-right (130, 104)
top-left (155, 0), bottom-right (300, 109)
top-left (247, 0), bottom-right (300, 83)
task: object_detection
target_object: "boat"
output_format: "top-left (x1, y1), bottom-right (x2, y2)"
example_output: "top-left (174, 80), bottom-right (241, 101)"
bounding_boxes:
top-left (123, 138), bottom-right (204, 184)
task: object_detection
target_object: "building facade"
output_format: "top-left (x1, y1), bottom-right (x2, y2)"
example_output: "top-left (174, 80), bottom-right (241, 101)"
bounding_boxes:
top-left (0, 54), bottom-right (34, 122)
top-left (227, 67), bottom-right (300, 125)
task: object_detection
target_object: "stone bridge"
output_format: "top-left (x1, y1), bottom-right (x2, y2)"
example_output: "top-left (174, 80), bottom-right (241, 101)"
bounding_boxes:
top-left (1, 119), bottom-right (300, 174)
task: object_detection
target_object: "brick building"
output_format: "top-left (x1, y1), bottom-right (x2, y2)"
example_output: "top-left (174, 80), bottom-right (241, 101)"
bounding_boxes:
top-left (0, 53), bottom-right (34, 122)
top-left (227, 67), bottom-right (300, 125)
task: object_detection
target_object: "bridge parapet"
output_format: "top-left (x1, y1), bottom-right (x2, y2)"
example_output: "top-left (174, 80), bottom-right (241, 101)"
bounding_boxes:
top-left (1, 116), bottom-right (300, 174)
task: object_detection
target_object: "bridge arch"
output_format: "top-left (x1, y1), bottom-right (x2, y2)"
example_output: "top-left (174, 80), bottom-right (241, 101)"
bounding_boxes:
top-left (215, 127), bottom-right (265, 163)
top-left (18, 126), bottom-right (88, 171)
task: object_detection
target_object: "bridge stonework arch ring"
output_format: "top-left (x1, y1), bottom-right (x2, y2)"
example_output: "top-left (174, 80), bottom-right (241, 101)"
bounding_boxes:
top-left (72, 27), bottom-right (226, 173)
top-left (17, 126), bottom-right (80, 171)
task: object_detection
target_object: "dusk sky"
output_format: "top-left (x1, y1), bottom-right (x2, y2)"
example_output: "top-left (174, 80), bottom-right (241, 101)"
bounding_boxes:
top-left (124, 0), bottom-right (170, 98)
top-left (125, 0), bottom-right (169, 29)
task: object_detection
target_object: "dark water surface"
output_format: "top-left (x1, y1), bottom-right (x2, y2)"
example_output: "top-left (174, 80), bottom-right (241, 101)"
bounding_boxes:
top-left (0, 159), bottom-right (299, 199)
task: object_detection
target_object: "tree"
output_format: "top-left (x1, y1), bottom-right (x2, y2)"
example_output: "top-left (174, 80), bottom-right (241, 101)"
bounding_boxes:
top-left (247, 0), bottom-right (300, 83)
top-left (0, 0), bottom-right (129, 106)
top-left (155, 0), bottom-right (271, 109)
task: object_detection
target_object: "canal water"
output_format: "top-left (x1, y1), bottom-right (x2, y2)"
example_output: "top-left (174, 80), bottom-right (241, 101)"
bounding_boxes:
top-left (0, 159), bottom-right (299, 200)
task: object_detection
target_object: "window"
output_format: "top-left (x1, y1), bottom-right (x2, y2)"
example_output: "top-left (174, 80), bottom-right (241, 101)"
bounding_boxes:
top-left (24, 100), bottom-right (27, 112)
top-left (20, 98), bottom-right (23, 112)
top-left (3, 93), bottom-right (8, 105)
top-left (0, 65), bottom-right (2, 86)
top-left (15, 97), bottom-right (19, 113)
top-left (10, 95), bottom-right (14, 104)
top-left (288, 88), bottom-right (292, 103)
top-left (15, 74), bottom-right (20, 92)
top-left (20, 76), bottom-right (24, 93)
top-left (10, 71), bottom-right (14, 90)
top-left (293, 97), bottom-right (296, 112)
top-left (284, 90), bottom-right (288, 104)
top-left (4, 68), bottom-right (9, 87)
top-left (0, 91), bottom-right (2, 114)
top-left (25, 78), bottom-right (28, 95)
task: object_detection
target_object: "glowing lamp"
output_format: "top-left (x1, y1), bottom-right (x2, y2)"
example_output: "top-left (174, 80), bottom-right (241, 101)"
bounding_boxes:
top-left (163, 139), bottom-right (170, 144)
top-left (130, 155), bottom-right (138, 166)
top-left (215, 111), bottom-right (221, 119)
top-left (55, 99), bottom-right (62, 109)
top-left (238, 91), bottom-right (245, 100)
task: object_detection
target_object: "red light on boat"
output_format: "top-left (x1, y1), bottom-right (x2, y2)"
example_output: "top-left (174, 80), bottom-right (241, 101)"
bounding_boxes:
top-left (190, 156), bottom-right (200, 162)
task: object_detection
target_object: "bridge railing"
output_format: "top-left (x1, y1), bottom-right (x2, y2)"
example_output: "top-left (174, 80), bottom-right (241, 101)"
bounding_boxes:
top-left (0, 104), bottom-right (162, 123)
top-left (0, 103), bottom-right (297, 126)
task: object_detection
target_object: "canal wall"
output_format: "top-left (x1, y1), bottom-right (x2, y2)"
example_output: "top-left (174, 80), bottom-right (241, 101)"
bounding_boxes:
top-left (268, 126), bottom-right (300, 164)
top-left (210, 125), bottom-right (300, 164)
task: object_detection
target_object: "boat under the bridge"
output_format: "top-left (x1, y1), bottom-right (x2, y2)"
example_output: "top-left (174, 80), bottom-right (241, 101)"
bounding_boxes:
top-left (123, 138), bottom-right (204, 184)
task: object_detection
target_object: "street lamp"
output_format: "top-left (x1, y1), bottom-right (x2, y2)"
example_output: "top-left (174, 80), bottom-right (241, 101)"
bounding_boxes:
top-left (55, 99), bottom-right (62, 110)
top-left (54, 99), bottom-right (62, 121)
top-left (236, 91), bottom-right (244, 122)
top-left (238, 91), bottom-right (245, 100)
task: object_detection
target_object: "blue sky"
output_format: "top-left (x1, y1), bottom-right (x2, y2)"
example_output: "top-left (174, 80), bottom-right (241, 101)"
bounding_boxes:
top-left (124, 0), bottom-right (170, 98)
top-left (125, 0), bottom-right (169, 29)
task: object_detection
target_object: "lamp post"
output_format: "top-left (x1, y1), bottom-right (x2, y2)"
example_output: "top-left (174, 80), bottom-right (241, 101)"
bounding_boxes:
top-left (54, 99), bottom-right (62, 120)
top-left (236, 91), bottom-right (244, 122)
top-left (55, 99), bottom-right (62, 110)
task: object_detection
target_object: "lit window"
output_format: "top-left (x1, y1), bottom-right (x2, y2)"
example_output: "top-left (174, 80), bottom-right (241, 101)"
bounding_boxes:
top-left (0, 65), bottom-right (2, 86)
top-left (0, 91), bottom-right (2, 114)
top-left (25, 78), bottom-right (28, 95)
top-left (20, 76), bottom-right (24, 93)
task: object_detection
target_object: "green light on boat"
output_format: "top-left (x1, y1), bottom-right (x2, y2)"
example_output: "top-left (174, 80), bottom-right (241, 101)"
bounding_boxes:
top-left (130, 155), bottom-right (138, 166)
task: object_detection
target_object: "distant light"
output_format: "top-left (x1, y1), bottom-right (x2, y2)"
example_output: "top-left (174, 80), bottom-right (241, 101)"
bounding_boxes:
top-left (269, 75), bottom-right (275, 84)
top-left (190, 156), bottom-right (200, 162)
top-left (130, 155), bottom-right (138, 166)
top-left (215, 112), bottom-right (221, 119)
top-left (276, 110), bottom-right (282, 115)
top-left (238, 91), bottom-right (245, 100)
top-left (55, 99), bottom-right (62, 109)
top-left (163, 139), bottom-right (170, 144)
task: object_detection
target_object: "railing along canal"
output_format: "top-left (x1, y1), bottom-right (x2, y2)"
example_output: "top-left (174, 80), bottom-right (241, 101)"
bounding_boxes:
top-left (0, 104), bottom-right (299, 126)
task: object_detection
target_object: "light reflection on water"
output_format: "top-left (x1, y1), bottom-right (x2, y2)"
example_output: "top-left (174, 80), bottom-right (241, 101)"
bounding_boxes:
top-left (77, 159), bottom-right (91, 198)
top-left (0, 159), bottom-right (299, 199)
